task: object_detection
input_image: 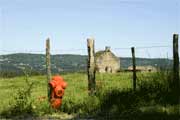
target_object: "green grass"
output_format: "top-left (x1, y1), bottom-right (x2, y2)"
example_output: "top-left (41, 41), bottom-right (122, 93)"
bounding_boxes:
top-left (0, 72), bottom-right (179, 119)
top-left (0, 73), bottom-right (131, 116)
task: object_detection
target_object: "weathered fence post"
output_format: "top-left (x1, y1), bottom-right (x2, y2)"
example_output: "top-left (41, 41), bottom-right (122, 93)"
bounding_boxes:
top-left (46, 38), bottom-right (51, 101)
top-left (173, 34), bottom-right (179, 89)
top-left (87, 37), bottom-right (96, 95)
top-left (131, 47), bottom-right (136, 91)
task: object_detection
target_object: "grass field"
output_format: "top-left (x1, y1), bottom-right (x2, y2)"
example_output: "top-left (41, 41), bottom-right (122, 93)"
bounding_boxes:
top-left (0, 72), bottom-right (179, 119)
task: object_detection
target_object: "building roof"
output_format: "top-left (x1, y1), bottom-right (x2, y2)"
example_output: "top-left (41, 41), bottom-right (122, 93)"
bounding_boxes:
top-left (95, 47), bottom-right (119, 60)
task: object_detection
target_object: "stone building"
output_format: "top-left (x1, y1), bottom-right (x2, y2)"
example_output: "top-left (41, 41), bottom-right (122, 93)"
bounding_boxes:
top-left (95, 47), bottom-right (120, 73)
top-left (128, 65), bottom-right (157, 72)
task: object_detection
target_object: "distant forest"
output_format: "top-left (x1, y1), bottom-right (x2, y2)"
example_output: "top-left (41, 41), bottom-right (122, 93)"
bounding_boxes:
top-left (0, 53), bottom-right (173, 77)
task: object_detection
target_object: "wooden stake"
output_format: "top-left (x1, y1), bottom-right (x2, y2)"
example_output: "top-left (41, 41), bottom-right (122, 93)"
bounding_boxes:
top-left (131, 47), bottom-right (136, 91)
top-left (173, 34), bottom-right (179, 89)
top-left (87, 38), bottom-right (96, 95)
top-left (46, 38), bottom-right (51, 101)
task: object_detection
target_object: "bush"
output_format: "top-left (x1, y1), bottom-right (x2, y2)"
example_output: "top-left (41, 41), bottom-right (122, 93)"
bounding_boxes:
top-left (1, 74), bottom-right (34, 117)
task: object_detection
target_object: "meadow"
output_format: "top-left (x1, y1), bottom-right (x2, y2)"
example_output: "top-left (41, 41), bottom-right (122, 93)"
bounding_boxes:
top-left (0, 72), bottom-right (179, 119)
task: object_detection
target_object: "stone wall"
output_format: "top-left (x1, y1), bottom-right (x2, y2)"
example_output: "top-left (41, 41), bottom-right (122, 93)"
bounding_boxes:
top-left (96, 51), bottom-right (120, 73)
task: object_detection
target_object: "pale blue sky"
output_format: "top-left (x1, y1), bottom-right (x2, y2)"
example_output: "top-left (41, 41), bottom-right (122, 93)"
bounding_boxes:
top-left (0, 0), bottom-right (179, 58)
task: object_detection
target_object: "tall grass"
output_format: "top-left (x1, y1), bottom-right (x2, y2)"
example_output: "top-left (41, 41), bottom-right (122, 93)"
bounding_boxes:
top-left (0, 71), bottom-right (179, 119)
top-left (0, 74), bottom-right (34, 116)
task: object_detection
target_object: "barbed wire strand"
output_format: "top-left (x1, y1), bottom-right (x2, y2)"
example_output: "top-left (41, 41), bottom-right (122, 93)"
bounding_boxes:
top-left (0, 45), bottom-right (172, 53)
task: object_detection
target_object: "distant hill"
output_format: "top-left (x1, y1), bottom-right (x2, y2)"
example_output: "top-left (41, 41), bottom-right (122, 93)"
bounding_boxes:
top-left (0, 53), bottom-right (173, 77)
top-left (120, 57), bottom-right (172, 69)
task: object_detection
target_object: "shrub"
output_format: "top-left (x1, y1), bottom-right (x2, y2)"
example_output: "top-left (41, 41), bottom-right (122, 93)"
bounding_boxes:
top-left (1, 74), bottom-right (34, 117)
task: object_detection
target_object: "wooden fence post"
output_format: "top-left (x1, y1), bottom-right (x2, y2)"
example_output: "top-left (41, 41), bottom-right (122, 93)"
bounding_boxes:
top-left (46, 38), bottom-right (51, 101)
top-left (173, 34), bottom-right (179, 89)
top-left (131, 47), bottom-right (136, 91)
top-left (87, 38), bottom-right (96, 95)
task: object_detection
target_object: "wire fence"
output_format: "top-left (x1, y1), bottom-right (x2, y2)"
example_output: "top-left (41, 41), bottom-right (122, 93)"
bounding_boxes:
top-left (0, 45), bottom-right (174, 87)
top-left (0, 43), bottom-right (179, 119)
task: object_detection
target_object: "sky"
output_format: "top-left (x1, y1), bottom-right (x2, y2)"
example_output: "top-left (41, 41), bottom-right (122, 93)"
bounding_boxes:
top-left (0, 0), bottom-right (179, 58)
